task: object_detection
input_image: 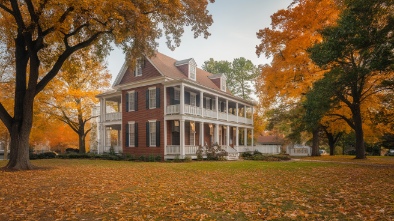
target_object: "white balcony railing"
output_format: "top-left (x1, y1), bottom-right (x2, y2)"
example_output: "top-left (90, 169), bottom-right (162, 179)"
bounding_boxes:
top-left (184, 105), bottom-right (202, 116)
top-left (105, 112), bottom-right (122, 121)
top-left (166, 104), bottom-right (180, 115)
top-left (228, 114), bottom-right (237, 122)
top-left (204, 109), bottom-right (216, 118)
top-left (218, 112), bottom-right (227, 120)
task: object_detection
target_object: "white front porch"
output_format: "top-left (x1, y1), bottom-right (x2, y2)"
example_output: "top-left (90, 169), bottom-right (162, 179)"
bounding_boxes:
top-left (164, 119), bottom-right (254, 160)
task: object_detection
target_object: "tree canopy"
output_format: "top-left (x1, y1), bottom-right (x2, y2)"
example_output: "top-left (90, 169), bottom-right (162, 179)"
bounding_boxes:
top-left (306, 0), bottom-right (394, 159)
top-left (0, 0), bottom-right (215, 170)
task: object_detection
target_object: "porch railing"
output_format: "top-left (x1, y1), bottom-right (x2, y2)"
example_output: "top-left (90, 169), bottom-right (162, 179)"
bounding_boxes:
top-left (105, 112), bottom-right (121, 121)
top-left (184, 105), bottom-right (201, 116)
top-left (166, 145), bottom-right (180, 154)
top-left (203, 108), bottom-right (216, 118)
top-left (185, 145), bottom-right (200, 154)
top-left (166, 104), bottom-right (180, 115)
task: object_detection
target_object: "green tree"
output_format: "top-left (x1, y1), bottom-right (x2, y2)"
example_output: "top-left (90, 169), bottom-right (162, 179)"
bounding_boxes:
top-left (307, 0), bottom-right (394, 159)
top-left (0, 0), bottom-right (214, 170)
top-left (202, 57), bottom-right (258, 99)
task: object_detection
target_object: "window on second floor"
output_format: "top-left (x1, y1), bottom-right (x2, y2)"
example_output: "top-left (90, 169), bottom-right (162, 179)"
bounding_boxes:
top-left (126, 91), bottom-right (138, 112)
top-left (190, 93), bottom-right (196, 107)
top-left (146, 87), bottom-right (160, 109)
top-left (174, 89), bottom-right (180, 101)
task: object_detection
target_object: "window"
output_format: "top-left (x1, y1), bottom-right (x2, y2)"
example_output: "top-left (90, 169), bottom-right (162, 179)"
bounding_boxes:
top-left (149, 88), bottom-right (156, 109)
top-left (128, 91), bottom-right (135, 111)
top-left (134, 58), bottom-right (143, 77)
top-left (190, 93), bottom-right (196, 107)
top-left (189, 63), bottom-right (196, 80)
top-left (146, 121), bottom-right (160, 147)
top-left (205, 97), bottom-right (211, 109)
top-left (149, 121), bottom-right (156, 147)
top-left (127, 122), bottom-right (135, 147)
top-left (220, 76), bottom-right (226, 91)
top-left (174, 89), bottom-right (180, 101)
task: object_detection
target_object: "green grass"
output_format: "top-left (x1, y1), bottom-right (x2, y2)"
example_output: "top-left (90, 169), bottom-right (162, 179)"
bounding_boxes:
top-left (0, 158), bottom-right (393, 220)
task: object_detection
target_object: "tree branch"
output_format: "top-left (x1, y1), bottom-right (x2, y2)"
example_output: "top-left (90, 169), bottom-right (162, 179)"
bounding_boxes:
top-left (0, 102), bottom-right (12, 132)
top-left (328, 113), bottom-right (355, 129)
top-left (0, 3), bottom-right (14, 15)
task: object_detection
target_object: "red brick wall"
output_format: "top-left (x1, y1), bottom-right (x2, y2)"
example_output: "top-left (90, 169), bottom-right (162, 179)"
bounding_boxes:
top-left (119, 58), bottom-right (162, 85)
top-left (122, 83), bottom-right (164, 158)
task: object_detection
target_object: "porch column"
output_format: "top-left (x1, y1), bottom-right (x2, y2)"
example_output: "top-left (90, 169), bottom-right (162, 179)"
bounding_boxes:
top-left (180, 119), bottom-right (185, 157)
top-left (164, 86), bottom-right (167, 115)
top-left (244, 128), bottom-right (247, 147)
top-left (215, 96), bottom-right (219, 119)
top-left (236, 126), bottom-right (239, 151)
top-left (236, 103), bottom-right (239, 123)
top-left (199, 122), bottom-right (204, 146)
top-left (164, 120), bottom-right (167, 156)
top-left (251, 106), bottom-right (254, 123)
top-left (101, 98), bottom-right (106, 122)
top-left (251, 128), bottom-right (254, 151)
top-left (214, 123), bottom-right (219, 144)
top-left (180, 84), bottom-right (185, 115)
top-left (226, 125), bottom-right (230, 148)
top-left (200, 91), bottom-right (204, 117)
top-left (226, 100), bottom-right (229, 121)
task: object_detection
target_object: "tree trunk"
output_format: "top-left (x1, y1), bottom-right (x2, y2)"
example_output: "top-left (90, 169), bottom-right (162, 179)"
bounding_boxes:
top-left (352, 105), bottom-right (365, 159)
top-left (311, 128), bottom-right (320, 156)
top-left (78, 132), bottom-right (86, 153)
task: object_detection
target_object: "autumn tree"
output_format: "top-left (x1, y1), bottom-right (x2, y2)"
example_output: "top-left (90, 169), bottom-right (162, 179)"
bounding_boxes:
top-left (38, 49), bottom-right (111, 153)
top-left (255, 0), bottom-right (340, 155)
top-left (0, 0), bottom-right (214, 170)
top-left (307, 0), bottom-right (394, 159)
top-left (202, 57), bottom-right (259, 99)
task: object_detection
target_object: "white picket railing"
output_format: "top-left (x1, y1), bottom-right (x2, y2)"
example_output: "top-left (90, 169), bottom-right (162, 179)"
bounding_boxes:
top-left (203, 109), bottom-right (216, 118)
top-left (166, 104), bottom-right (180, 115)
top-left (218, 112), bottom-right (227, 120)
top-left (185, 145), bottom-right (200, 154)
top-left (105, 112), bottom-right (122, 121)
top-left (228, 114), bottom-right (237, 122)
top-left (166, 145), bottom-right (180, 154)
top-left (184, 105), bottom-right (202, 116)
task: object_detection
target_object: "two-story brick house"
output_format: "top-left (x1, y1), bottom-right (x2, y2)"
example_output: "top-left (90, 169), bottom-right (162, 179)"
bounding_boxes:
top-left (96, 52), bottom-right (254, 160)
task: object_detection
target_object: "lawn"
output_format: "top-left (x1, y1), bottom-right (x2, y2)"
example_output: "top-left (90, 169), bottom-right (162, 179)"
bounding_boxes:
top-left (0, 157), bottom-right (393, 220)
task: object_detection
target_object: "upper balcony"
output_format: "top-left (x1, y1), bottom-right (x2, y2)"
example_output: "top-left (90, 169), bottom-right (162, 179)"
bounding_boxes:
top-left (165, 85), bottom-right (253, 125)
top-left (98, 94), bottom-right (122, 123)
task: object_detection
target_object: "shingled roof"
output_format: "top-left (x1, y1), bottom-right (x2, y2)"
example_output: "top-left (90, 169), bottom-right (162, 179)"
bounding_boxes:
top-left (113, 51), bottom-right (232, 95)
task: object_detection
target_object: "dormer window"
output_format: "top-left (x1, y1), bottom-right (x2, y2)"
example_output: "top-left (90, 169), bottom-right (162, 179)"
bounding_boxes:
top-left (189, 62), bottom-right (196, 81)
top-left (220, 76), bottom-right (226, 92)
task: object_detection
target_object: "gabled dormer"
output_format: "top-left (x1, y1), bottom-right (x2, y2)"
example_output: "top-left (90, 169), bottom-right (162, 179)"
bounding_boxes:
top-left (209, 74), bottom-right (227, 92)
top-left (175, 58), bottom-right (197, 81)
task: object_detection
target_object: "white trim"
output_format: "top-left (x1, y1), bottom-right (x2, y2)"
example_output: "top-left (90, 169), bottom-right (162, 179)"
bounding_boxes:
top-left (112, 61), bottom-right (128, 87)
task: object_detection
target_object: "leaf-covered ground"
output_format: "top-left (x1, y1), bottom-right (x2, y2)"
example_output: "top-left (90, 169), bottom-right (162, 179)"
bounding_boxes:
top-left (0, 157), bottom-right (393, 220)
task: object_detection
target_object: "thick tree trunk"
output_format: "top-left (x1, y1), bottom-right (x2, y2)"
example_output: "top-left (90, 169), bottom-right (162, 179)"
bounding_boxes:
top-left (311, 128), bottom-right (320, 156)
top-left (78, 133), bottom-right (86, 153)
top-left (352, 106), bottom-right (365, 159)
top-left (6, 125), bottom-right (34, 170)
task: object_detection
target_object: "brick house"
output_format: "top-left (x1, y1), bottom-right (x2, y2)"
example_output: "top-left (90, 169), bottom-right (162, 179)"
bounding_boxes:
top-left (96, 52), bottom-right (254, 160)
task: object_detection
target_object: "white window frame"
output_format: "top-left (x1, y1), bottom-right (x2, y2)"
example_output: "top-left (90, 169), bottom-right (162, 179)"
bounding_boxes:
top-left (190, 92), bottom-right (196, 107)
top-left (149, 87), bottom-right (156, 109)
top-left (135, 59), bottom-right (143, 77)
top-left (149, 120), bottom-right (156, 147)
top-left (189, 63), bottom-right (196, 81)
top-left (174, 88), bottom-right (180, 101)
top-left (221, 76), bottom-right (226, 91)
top-left (128, 91), bottom-right (135, 112)
top-left (128, 121), bottom-right (135, 147)
top-left (205, 97), bottom-right (211, 109)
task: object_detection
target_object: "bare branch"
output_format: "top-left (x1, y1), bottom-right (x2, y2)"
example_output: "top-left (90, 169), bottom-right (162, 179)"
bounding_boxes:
top-left (0, 102), bottom-right (12, 132)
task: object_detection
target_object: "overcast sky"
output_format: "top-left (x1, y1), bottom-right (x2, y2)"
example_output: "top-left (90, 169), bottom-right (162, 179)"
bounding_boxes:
top-left (106, 0), bottom-right (293, 81)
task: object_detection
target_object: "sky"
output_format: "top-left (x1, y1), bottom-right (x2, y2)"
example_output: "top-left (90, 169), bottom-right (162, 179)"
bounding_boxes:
top-left (106, 0), bottom-right (293, 81)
